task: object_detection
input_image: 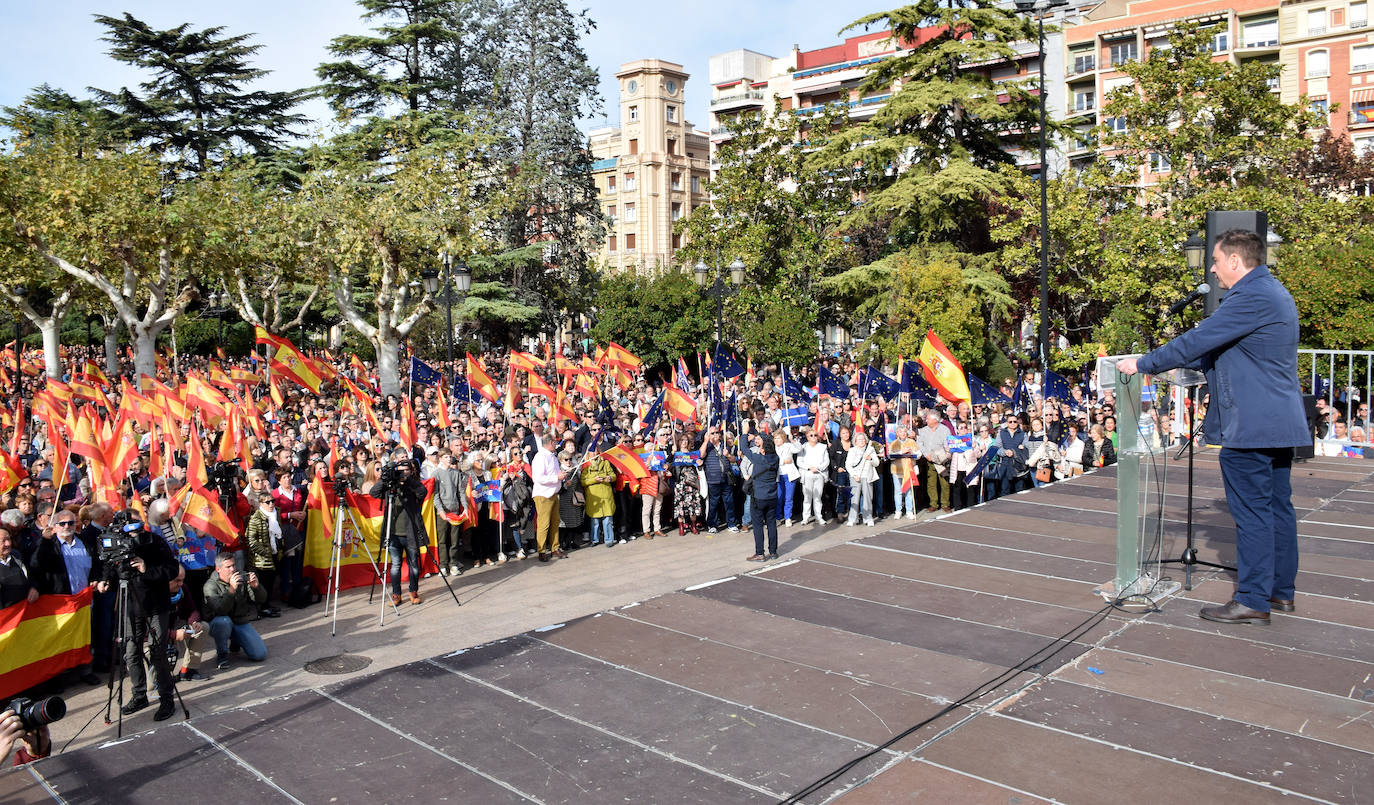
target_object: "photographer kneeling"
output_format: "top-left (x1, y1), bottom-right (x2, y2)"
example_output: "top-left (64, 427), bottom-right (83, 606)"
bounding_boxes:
top-left (99, 514), bottom-right (181, 722)
top-left (202, 553), bottom-right (268, 670)
top-left (369, 451), bottom-right (428, 606)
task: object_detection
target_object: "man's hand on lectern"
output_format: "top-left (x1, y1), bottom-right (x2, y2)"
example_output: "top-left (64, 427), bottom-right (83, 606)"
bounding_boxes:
top-left (1116, 358), bottom-right (1139, 376)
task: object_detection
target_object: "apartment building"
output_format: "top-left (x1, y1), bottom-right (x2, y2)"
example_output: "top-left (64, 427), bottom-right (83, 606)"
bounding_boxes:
top-left (588, 59), bottom-right (711, 274)
top-left (1278, 0), bottom-right (1374, 151)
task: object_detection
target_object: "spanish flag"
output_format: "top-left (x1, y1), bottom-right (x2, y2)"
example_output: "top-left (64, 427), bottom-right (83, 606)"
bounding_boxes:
top-left (0, 588), bottom-right (93, 699)
top-left (509, 351), bottom-right (546, 373)
top-left (174, 484), bottom-right (242, 551)
top-left (254, 325), bottom-right (291, 351)
top-left (917, 329), bottom-right (971, 403)
top-left (434, 384), bottom-right (453, 430)
top-left (466, 353), bottom-right (500, 403)
top-left (271, 342), bottom-right (323, 394)
top-left (527, 373), bottom-right (557, 402)
top-left (302, 480), bottom-right (442, 591)
top-left (601, 445), bottom-right (650, 479)
top-left (664, 386), bottom-right (697, 423)
top-left (0, 450), bottom-right (27, 495)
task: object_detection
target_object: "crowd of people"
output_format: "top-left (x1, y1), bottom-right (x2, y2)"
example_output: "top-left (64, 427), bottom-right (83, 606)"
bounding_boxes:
top-left (0, 336), bottom-right (1278, 748)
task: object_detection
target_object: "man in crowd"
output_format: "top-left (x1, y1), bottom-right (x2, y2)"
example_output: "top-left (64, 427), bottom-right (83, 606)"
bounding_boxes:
top-left (202, 553), bottom-right (268, 667)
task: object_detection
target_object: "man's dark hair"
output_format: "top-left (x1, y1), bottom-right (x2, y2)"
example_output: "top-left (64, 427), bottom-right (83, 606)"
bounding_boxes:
top-left (1215, 229), bottom-right (1265, 269)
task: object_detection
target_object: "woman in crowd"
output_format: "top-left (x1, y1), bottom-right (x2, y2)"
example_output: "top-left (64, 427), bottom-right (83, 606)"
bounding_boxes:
top-left (845, 431), bottom-right (880, 527)
top-left (796, 428), bottom-right (829, 526)
top-left (1083, 423), bottom-right (1117, 470)
top-left (1059, 423), bottom-right (1086, 478)
top-left (828, 426), bottom-right (853, 523)
top-left (242, 492), bottom-right (283, 619)
top-left (774, 430), bottom-right (800, 527)
top-left (582, 448), bottom-right (618, 546)
top-left (672, 433), bottom-right (703, 535)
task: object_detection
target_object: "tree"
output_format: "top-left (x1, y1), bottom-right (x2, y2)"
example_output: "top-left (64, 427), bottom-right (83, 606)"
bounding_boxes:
top-left (490, 0), bottom-right (604, 322)
top-left (300, 114), bottom-right (495, 396)
top-left (0, 125), bottom-right (204, 379)
top-left (811, 1), bottom-right (1043, 245)
top-left (0, 84), bottom-right (120, 142)
top-left (91, 13), bottom-right (309, 174)
top-left (318, 0), bottom-right (502, 117)
top-left (588, 270), bottom-right (713, 368)
top-left (676, 106), bottom-right (851, 365)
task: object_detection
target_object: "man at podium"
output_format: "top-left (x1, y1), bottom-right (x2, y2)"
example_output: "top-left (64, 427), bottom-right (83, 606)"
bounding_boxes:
top-left (1117, 230), bottom-right (1310, 625)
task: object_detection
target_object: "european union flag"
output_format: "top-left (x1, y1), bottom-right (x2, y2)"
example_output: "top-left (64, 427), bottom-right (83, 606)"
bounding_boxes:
top-left (966, 444), bottom-right (998, 483)
top-left (781, 406), bottom-right (811, 427)
top-left (859, 366), bottom-right (900, 401)
top-left (1042, 368), bottom-right (1072, 402)
top-left (720, 391), bottom-right (738, 425)
top-left (968, 374), bottom-right (1010, 405)
top-left (818, 366), bottom-right (850, 399)
top-left (711, 345), bottom-right (745, 379)
top-left (780, 368), bottom-right (807, 400)
top-left (409, 356), bottom-right (442, 386)
top-left (1010, 377), bottom-right (1031, 413)
top-left (900, 361), bottom-right (938, 404)
top-left (639, 392), bottom-right (664, 433)
top-left (451, 377), bottom-right (477, 405)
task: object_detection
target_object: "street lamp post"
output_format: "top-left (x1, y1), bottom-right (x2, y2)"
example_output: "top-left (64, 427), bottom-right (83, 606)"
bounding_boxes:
top-left (431, 254), bottom-right (470, 385)
top-left (693, 257), bottom-right (745, 353)
top-left (1015, 0), bottom-right (1067, 368)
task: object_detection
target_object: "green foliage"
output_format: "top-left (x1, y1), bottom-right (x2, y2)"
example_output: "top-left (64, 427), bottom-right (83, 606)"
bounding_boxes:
top-left (588, 270), bottom-right (713, 367)
top-left (1271, 196), bottom-right (1374, 349)
top-left (888, 255), bottom-right (987, 369)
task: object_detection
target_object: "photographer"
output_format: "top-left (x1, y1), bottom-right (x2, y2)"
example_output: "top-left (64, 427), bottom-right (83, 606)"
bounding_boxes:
top-left (202, 553), bottom-right (268, 669)
top-left (100, 515), bottom-right (181, 722)
top-left (368, 450), bottom-right (428, 606)
top-left (168, 566), bottom-right (208, 681)
top-left (0, 707), bottom-right (50, 767)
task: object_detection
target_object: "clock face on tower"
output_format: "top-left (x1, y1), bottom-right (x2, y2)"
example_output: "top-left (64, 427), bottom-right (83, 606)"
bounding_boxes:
top-left (666, 80), bottom-right (677, 95)
top-left (627, 79), bottom-right (638, 94)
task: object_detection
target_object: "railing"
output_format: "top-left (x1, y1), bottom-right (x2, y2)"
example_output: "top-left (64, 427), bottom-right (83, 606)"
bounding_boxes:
top-left (1300, 348), bottom-right (1374, 449)
top-left (1350, 109), bottom-right (1374, 125)
top-left (710, 91), bottom-right (764, 107)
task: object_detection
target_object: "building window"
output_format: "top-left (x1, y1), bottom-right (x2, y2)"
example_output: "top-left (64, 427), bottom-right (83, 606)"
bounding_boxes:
top-left (607, 204), bottom-right (617, 227)
top-left (1243, 18), bottom-right (1279, 48)
top-left (671, 234), bottom-right (681, 250)
top-left (1071, 51), bottom-right (1096, 74)
top-left (625, 233), bottom-right (636, 252)
top-left (608, 235), bottom-right (617, 252)
top-left (1211, 30), bottom-right (1230, 52)
top-left (624, 203), bottom-right (637, 223)
top-left (671, 202), bottom-right (682, 221)
top-left (1149, 152), bottom-right (1172, 173)
top-left (667, 139), bottom-right (677, 155)
top-left (1353, 43), bottom-right (1374, 70)
top-left (624, 172), bottom-right (636, 191)
top-left (666, 105), bottom-right (677, 122)
top-left (1354, 2), bottom-right (1369, 28)
top-left (1308, 49), bottom-right (1330, 77)
top-left (1073, 89), bottom-right (1095, 112)
top-left (629, 105), bottom-right (638, 121)
top-left (691, 176), bottom-right (701, 194)
top-left (1353, 100), bottom-right (1374, 123)
top-left (606, 175), bottom-right (617, 194)
top-left (628, 138), bottom-right (638, 155)
top-left (1356, 135), bottom-right (1374, 154)
top-left (1104, 117), bottom-right (1129, 134)
top-left (1109, 41), bottom-right (1138, 67)
top-left (671, 172), bottom-right (681, 190)
top-left (1308, 8), bottom-right (1327, 36)
top-left (1311, 97), bottom-right (1330, 114)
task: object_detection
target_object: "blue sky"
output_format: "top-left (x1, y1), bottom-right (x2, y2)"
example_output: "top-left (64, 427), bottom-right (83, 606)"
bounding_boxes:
top-left (1, 0), bottom-right (870, 135)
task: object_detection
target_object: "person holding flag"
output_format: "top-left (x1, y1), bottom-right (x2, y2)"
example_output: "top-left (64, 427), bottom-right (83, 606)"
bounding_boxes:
top-left (917, 411), bottom-right (954, 513)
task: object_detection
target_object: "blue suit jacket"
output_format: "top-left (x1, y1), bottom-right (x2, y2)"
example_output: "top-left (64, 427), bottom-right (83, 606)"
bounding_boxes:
top-left (1138, 266), bottom-right (1309, 449)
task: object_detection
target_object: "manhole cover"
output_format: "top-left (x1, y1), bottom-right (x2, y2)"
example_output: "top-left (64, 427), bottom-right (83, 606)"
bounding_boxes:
top-left (304, 654), bottom-right (373, 675)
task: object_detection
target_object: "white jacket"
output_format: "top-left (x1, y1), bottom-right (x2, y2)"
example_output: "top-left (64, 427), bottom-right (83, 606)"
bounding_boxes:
top-left (845, 444), bottom-right (880, 483)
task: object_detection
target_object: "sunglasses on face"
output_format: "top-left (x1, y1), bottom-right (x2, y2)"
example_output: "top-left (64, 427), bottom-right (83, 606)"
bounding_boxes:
top-left (54, 520), bottom-right (76, 527)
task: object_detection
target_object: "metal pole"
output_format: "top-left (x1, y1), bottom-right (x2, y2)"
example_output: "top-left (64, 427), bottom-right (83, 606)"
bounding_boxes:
top-left (1037, 12), bottom-right (1051, 371)
top-left (443, 254), bottom-right (455, 386)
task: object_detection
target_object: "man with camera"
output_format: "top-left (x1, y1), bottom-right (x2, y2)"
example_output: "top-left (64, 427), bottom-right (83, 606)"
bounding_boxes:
top-left (99, 515), bottom-right (182, 722)
top-left (369, 450), bottom-right (429, 606)
top-left (202, 553), bottom-right (268, 668)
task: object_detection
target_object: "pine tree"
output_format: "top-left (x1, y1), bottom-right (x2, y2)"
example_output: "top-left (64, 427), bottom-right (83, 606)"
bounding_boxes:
top-left (90, 13), bottom-right (308, 173)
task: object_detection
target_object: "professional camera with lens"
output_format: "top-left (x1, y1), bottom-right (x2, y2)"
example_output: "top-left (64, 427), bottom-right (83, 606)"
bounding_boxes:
top-left (209, 460), bottom-right (243, 497)
top-left (98, 511), bottom-right (147, 579)
top-left (8, 696), bottom-right (66, 731)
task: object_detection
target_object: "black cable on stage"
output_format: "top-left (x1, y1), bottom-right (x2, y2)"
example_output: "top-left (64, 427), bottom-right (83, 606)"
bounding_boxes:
top-left (778, 596), bottom-right (1122, 805)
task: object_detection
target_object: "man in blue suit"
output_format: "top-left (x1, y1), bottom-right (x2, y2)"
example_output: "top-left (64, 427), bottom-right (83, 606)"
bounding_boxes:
top-left (1118, 229), bottom-right (1310, 625)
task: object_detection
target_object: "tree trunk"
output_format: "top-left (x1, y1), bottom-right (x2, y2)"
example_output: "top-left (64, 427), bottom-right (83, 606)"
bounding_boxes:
top-left (131, 324), bottom-right (162, 381)
top-left (375, 332), bottom-right (402, 398)
top-left (40, 320), bottom-right (61, 380)
top-left (100, 311), bottom-right (120, 379)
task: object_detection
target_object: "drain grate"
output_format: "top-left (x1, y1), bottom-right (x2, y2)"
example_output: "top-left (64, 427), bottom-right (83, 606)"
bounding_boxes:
top-left (303, 654), bottom-right (373, 675)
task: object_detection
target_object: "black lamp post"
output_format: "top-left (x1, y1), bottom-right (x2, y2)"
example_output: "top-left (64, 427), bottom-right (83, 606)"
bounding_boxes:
top-left (693, 257), bottom-right (745, 352)
top-left (1014, 0), bottom-right (1067, 367)
top-left (434, 253), bottom-right (471, 384)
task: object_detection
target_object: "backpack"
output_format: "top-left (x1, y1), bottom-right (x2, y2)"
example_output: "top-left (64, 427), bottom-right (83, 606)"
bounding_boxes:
top-left (288, 577), bottom-right (323, 609)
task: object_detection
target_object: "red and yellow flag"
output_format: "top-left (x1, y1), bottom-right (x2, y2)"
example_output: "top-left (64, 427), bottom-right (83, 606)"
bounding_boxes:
top-left (0, 588), bottom-right (93, 699)
top-left (302, 481), bottom-right (441, 591)
top-left (664, 386), bottom-right (697, 423)
top-left (434, 385), bottom-right (453, 430)
top-left (916, 329), bottom-right (971, 403)
top-left (527, 373), bottom-right (557, 402)
top-left (509, 351), bottom-right (546, 373)
top-left (271, 342), bottom-right (323, 394)
top-left (605, 342), bottom-right (642, 372)
top-left (602, 445), bottom-right (650, 479)
top-left (466, 353), bottom-right (500, 403)
top-left (174, 485), bottom-right (241, 551)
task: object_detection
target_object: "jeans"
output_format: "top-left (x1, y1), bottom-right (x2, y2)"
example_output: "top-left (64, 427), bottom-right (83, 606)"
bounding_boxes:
top-left (834, 471), bottom-right (851, 518)
top-left (751, 497), bottom-right (779, 555)
top-left (1219, 447), bottom-right (1298, 612)
top-left (849, 481), bottom-right (873, 523)
top-left (871, 464), bottom-right (887, 517)
top-left (208, 615), bottom-right (267, 661)
top-left (279, 551), bottom-right (304, 603)
top-left (775, 477), bottom-right (796, 522)
top-left (742, 492), bottom-right (753, 527)
top-left (590, 516), bottom-right (614, 545)
top-left (890, 473), bottom-right (915, 516)
top-left (707, 482), bottom-right (737, 529)
top-left (387, 536), bottom-right (421, 596)
top-left (125, 609), bottom-right (174, 699)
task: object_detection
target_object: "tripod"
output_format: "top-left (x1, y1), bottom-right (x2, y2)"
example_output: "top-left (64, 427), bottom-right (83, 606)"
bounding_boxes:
top-left (100, 576), bottom-right (188, 737)
top-left (363, 479), bottom-right (462, 627)
top-left (324, 495), bottom-right (394, 636)
top-left (1160, 384), bottom-right (1236, 590)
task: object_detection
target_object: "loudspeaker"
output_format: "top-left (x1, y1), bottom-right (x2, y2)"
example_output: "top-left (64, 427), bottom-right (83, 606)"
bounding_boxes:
top-left (1204, 211), bottom-right (1268, 314)
top-left (1294, 393), bottom-right (1319, 461)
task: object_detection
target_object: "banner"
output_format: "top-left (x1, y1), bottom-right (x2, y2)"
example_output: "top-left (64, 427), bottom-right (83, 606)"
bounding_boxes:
top-left (0, 588), bottom-right (93, 700)
top-left (303, 480), bottom-right (442, 592)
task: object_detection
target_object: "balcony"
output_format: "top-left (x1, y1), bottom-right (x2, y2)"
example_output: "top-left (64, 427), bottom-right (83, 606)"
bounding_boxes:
top-left (1350, 109), bottom-right (1374, 126)
top-left (709, 90), bottom-right (765, 111)
top-left (1308, 25), bottom-right (1327, 36)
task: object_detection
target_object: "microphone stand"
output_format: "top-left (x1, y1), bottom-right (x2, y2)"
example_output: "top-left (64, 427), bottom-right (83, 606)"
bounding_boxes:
top-left (1159, 384), bottom-right (1235, 589)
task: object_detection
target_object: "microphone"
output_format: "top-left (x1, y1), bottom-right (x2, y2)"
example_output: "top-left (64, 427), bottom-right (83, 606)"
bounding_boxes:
top-left (1167, 283), bottom-right (1211, 316)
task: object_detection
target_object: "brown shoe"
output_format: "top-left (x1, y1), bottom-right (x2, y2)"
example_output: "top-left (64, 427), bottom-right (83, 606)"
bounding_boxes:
top-left (1269, 597), bottom-right (1295, 612)
top-left (409, 592), bottom-right (421, 605)
top-left (1199, 599), bottom-right (1270, 624)
top-left (390, 594), bottom-right (402, 607)
top-left (926, 506), bottom-right (937, 512)
top-left (538, 553), bottom-right (549, 562)
top-left (942, 507), bottom-right (953, 513)
top-left (553, 549), bottom-right (568, 559)
top-left (642, 532), bottom-right (654, 540)
top-left (745, 554), bottom-right (766, 562)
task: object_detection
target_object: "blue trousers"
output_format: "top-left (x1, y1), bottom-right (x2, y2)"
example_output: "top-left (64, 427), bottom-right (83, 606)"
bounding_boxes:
top-left (707, 482), bottom-right (737, 529)
top-left (1219, 447), bottom-right (1298, 612)
top-left (776, 477), bottom-right (796, 522)
top-left (589, 516), bottom-right (614, 545)
top-left (209, 616), bottom-right (267, 661)
top-left (751, 497), bottom-right (779, 555)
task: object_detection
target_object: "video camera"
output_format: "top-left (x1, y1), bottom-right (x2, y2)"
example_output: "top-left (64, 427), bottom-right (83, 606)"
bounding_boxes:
top-left (377, 459), bottom-right (413, 492)
top-left (97, 510), bottom-right (147, 579)
top-left (8, 695), bottom-right (66, 731)
top-left (208, 461), bottom-right (243, 498)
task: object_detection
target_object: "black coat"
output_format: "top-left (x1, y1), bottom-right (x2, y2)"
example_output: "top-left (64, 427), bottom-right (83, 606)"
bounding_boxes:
top-left (369, 472), bottom-right (430, 553)
top-left (30, 532), bottom-right (103, 595)
top-left (740, 446), bottom-right (779, 502)
top-left (103, 527), bottom-right (181, 616)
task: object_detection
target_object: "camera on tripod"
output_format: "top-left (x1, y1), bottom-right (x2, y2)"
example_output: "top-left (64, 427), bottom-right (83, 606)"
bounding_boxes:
top-left (98, 512), bottom-right (146, 579)
top-left (377, 460), bottom-right (410, 491)
top-left (8, 696), bottom-right (66, 731)
top-left (208, 461), bottom-right (242, 497)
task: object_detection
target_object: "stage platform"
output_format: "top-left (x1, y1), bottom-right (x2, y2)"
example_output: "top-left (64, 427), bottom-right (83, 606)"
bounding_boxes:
top-left (3, 451), bottom-right (1372, 803)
